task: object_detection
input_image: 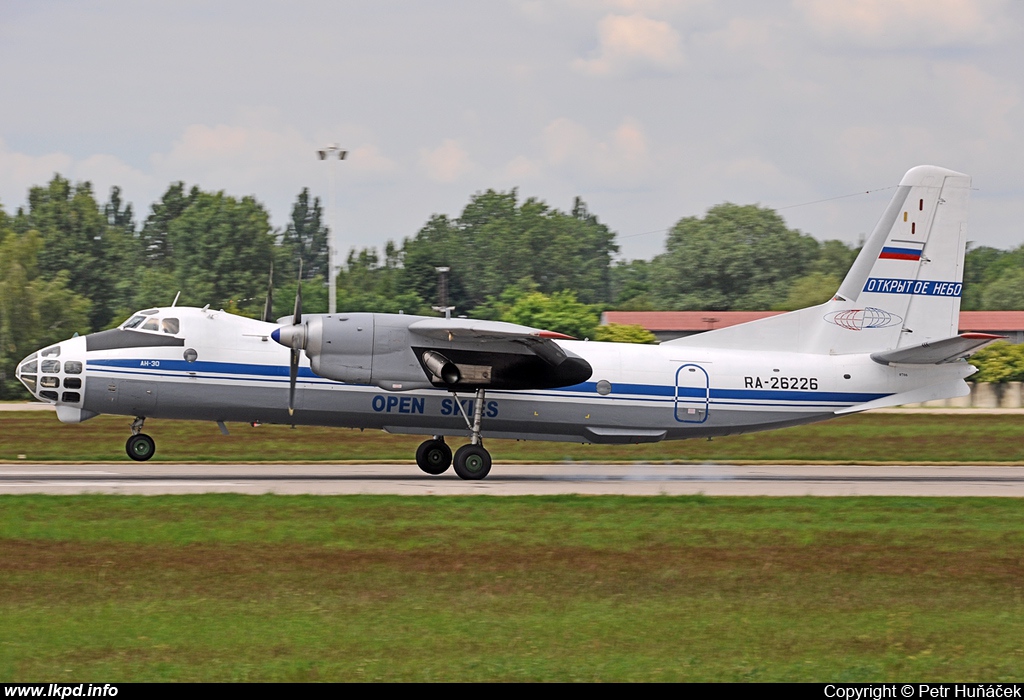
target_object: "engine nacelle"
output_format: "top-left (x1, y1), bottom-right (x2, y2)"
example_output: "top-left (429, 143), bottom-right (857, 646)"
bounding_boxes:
top-left (305, 314), bottom-right (375, 384)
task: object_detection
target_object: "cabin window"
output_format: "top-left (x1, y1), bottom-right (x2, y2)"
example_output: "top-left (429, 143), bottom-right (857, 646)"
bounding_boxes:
top-left (64, 361), bottom-right (82, 374)
top-left (40, 376), bottom-right (59, 388)
top-left (61, 392), bottom-right (81, 403)
top-left (41, 359), bottom-right (61, 374)
top-left (63, 377), bottom-right (82, 389)
top-left (919, 199), bottom-right (924, 210)
top-left (162, 318), bottom-right (180, 334)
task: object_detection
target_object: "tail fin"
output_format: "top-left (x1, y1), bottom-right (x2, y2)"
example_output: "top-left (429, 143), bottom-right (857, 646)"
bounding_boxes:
top-left (667, 165), bottom-right (971, 354)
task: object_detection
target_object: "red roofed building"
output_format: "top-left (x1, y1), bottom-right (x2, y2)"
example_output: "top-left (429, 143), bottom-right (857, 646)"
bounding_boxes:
top-left (602, 310), bottom-right (1024, 344)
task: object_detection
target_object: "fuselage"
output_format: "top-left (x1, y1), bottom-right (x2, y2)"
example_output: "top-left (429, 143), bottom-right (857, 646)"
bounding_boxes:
top-left (14, 306), bottom-right (972, 445)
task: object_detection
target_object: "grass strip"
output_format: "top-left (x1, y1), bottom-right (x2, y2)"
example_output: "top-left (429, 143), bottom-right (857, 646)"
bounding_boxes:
top-left (2, 412), bottom-right (1023, 463)
top-left (1, 494), bottom-right (1023, 681)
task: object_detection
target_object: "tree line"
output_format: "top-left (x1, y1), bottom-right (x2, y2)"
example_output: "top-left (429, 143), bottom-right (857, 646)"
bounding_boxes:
top-left (2, 174), bottom-right (1023, 398)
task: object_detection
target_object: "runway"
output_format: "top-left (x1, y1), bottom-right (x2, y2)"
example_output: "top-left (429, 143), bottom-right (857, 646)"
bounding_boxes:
top-left (2, 463), bottom-right (1024, 496)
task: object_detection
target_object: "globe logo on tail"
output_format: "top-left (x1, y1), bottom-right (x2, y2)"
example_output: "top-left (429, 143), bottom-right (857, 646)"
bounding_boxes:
top-left (823, 307), bottom-right (903, 331)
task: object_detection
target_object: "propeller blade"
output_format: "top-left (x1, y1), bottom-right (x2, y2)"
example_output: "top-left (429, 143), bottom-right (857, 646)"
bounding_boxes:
top-left (288, 348), bottom-right (299, 416)
top-left (293, 260), bottom-right (302, 325)
top-left (288, 259), bottom-right (303, 415)
top-left (262, 261), bottom-right (274, 323)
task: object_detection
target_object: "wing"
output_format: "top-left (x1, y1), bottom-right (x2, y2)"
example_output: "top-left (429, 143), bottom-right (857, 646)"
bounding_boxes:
top-left (406, 318), bottom-right (590, 389)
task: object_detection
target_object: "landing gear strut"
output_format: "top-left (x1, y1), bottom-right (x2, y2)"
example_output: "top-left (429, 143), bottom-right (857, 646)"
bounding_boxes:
top-left (415, 436), bottom-right (452, 475)
top-left (125, 416), bottom-right (155, 462)
top-left (451, 388), bottom-right (492, 480)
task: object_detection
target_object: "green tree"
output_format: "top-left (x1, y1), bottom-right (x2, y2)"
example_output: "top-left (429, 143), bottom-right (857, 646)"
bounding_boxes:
top-left (812, 239), bottom-right (857, 278)
top-left (649, 203), bottom-right (820, 311)
top-left (280, 188), bottom-right (329, 281)
top-left (968, 341), bottom-right (1024, 383)
top-left (609, 258), bottom-right (653, 309)
top-left (980, 268), bottom-right (1024, 310)
top-left (134, 186), bottom-right (278, 315)
top-left (400, 191), bottom-right (617, 315)
top-left (139, 182), bottom-right (197, 268)
top-left (593, 323), bottom-right (658, 344)
top-left (501, 290), bottom-right (599, 339)
top-left (16, 176), bottom-right (134, 330)
top-left (774, 272), bottom-right (841, 311)
top-left (0, 229), bottom-right (92, 398)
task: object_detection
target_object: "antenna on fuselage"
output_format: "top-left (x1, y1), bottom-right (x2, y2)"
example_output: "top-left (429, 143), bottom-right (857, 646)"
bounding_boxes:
top-left (171, 291), bottom-right (181, 307)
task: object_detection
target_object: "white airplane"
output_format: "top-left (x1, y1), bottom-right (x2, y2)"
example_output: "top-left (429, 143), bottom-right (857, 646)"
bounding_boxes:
top-left (14, 165), bottom-right (998, 479)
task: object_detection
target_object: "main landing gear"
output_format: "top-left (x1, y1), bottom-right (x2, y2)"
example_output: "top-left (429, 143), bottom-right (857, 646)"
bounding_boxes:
top-left (415, 437), bottom-right (452, 475)
top-left (414, 388), bottom-right (493, 480)
top-left (125, 416), bottom-right (156, 462)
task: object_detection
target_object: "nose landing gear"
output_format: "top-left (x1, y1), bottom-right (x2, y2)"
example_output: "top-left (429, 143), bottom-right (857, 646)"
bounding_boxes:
top-left (125, 416), bottom-right (155, 462)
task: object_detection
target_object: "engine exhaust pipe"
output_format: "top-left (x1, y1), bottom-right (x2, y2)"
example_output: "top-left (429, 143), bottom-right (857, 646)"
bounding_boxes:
top-left (421, 351), bottom-right (461, 385)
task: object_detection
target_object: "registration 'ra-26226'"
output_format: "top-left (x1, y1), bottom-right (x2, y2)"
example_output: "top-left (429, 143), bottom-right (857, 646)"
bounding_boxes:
top-left (744, 376), bottom-right (819, 390)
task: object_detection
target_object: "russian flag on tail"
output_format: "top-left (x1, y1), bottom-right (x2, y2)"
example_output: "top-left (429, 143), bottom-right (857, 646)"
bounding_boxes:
top-left (879, 242), bottom-right (924, 261)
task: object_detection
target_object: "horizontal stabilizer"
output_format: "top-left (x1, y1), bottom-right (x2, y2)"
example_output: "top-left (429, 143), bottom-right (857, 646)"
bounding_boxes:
top-left (834, 378), bottom-right (970, 415)
top-left (870, 333), bottom-right (1002, 366)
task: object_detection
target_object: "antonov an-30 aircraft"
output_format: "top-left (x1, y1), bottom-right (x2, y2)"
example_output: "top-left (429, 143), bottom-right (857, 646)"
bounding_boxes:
top-left (15, 165), bottom-right (998, 479)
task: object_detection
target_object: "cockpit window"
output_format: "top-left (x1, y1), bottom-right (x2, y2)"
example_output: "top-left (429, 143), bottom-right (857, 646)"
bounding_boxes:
top-left (123, 316), bottom-right (146, 329)
top-left (41, 346), bottom-right (60, 358)
top-left (162, 318), bottom-right (179, 334)
top-left (41, 359), bottom-right (60, 374)
top-left (20, 360), bottom-right (37, 374)
top-left (64, 361), bottom-right (83, 374)
top-left (141, 318), bottom-right (160, 331)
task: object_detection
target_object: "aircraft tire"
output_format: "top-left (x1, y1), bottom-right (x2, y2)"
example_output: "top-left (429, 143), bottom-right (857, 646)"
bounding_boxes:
top-left (453, 444), bottom-right (491, 480)
top-left (126, 433), bottom-right (156, 462)
top-left (416, 438), bottom-right (452, 475)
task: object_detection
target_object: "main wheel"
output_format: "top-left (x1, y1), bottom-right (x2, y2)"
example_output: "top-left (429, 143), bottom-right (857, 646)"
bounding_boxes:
top-left (126, 433), bottom-right (156, 462)
top-left (416, 438), bottom-right (452, 475)
top-left (453, 444), bottom-right (491, 480)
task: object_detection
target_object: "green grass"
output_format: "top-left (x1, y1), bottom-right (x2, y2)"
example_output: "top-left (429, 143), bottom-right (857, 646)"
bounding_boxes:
top-left (1, 411), bottom-right (1023, 463)
top-left (1, 495), bottom-right (1023, 681)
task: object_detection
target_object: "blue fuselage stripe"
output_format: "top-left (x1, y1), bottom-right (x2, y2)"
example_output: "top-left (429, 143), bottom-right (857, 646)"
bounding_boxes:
top-left (88, 359), bottom-right (886, 405)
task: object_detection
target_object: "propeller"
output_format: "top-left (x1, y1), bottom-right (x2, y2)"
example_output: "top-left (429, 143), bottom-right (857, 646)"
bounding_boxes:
top-left (270, 261), bottom-right (304, 416)
top-left (261, 261), bottom-right (274, 323)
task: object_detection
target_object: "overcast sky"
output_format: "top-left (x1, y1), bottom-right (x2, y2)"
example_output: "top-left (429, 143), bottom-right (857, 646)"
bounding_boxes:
top-left (2, 0), bottom-right (1022, 261)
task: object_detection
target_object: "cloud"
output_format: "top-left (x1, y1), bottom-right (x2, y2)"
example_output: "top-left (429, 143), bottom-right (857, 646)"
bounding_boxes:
top-left (0, 139), bottom-right (152, 213)
top-left (794, 0), bottom-right (1012, 47)
top-left (418, 139), bottom-right (474, 184)
top-left (542, 117), bottom-right (653, 186)
top-left (573, 13), bottom-right (685, 76)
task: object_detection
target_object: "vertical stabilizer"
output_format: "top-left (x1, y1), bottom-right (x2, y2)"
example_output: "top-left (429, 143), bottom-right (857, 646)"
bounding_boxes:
top-left (834, 165), bottom-right (970, 349)
top-left (666, 165), bottom-right (971, 354)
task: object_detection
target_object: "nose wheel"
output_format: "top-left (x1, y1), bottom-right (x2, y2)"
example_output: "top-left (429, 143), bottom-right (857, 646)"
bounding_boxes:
top-left (125, 416), bottom-right (155, 462)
